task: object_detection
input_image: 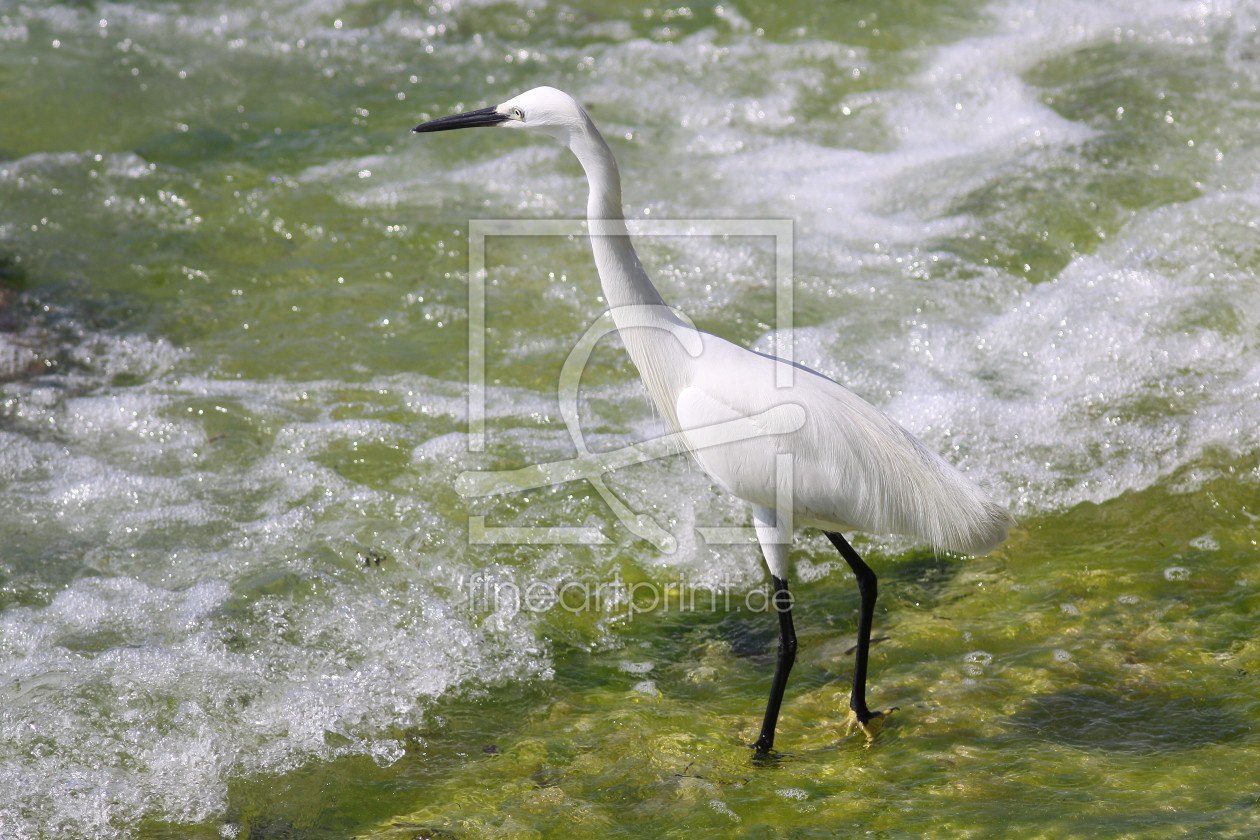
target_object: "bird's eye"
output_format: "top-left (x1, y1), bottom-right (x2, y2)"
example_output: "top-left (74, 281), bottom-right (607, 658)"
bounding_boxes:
top-left (510, 106), bottom-right (524, 121)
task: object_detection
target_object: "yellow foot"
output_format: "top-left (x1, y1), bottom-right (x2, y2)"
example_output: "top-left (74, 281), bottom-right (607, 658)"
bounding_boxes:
top-left (844, 707), bottom-right (897, 742)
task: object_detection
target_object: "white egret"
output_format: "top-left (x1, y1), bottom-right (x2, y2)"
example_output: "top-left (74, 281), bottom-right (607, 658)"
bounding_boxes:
top-left (414, 87), bottom-right (1013, 754)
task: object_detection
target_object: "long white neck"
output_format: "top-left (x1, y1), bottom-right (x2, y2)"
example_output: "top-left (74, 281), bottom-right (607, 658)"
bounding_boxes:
top-left (567, 120), bottom-right (671, 312)
top-left (566, 115), bottom-right (692, 428)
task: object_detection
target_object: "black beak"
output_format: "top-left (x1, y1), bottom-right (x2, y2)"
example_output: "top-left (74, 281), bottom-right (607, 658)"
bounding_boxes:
top-left (413, 106), bottom-right (508, 133)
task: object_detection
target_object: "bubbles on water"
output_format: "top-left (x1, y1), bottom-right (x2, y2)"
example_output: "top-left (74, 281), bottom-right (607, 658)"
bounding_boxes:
top-left (618, 660), bottom-right (654, 674)
top-left (963, 650), bottom-right (994, 676)
top-left (1164, 566), bottom-right (1192, 581)
top-left (707, 799), bottom-right (741, 823)
top-left (794, 557), bottom-right (843, 583)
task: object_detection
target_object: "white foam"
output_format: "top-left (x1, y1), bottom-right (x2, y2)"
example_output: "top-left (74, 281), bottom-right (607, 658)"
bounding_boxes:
top-left (879, 181), bottom-right (1260, 512)
top-left (0, 316), bottom-right (565, 838)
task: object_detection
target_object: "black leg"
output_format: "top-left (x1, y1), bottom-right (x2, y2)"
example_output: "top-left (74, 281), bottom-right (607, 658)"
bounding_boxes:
top-left (825, 531), bottom-right (880, 724)
top-left (752, 574), bottom-right (796, 755)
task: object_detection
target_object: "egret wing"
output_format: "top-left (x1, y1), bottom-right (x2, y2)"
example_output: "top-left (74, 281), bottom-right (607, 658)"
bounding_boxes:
top-left (673, 338), bottom-right (1012, 554)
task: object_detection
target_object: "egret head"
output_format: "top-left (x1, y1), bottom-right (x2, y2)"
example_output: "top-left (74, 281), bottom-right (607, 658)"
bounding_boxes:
top-left (412, 86), bottom-right (592, 146)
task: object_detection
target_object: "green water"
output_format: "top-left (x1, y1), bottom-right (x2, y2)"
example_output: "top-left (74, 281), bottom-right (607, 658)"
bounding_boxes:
top-left (216, 479), bottom-right (1260, 840)
top-left (1, 0), bottom-right (1258, 838)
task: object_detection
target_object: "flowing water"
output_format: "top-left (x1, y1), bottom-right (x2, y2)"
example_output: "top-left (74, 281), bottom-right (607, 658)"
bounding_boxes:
top-left (1, 0), bottom-right (1258, 837)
